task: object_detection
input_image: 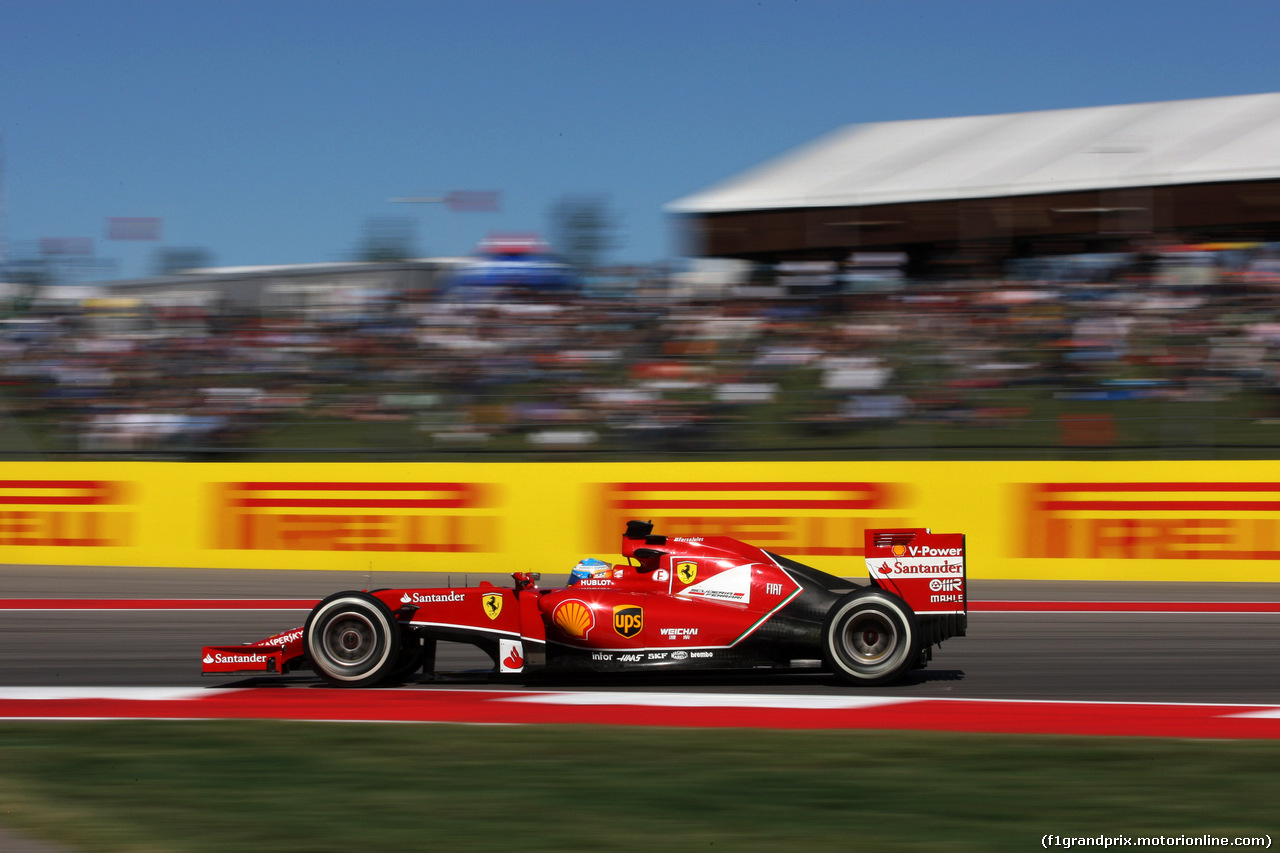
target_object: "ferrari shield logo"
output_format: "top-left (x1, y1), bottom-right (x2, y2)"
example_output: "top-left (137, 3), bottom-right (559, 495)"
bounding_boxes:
top-left (482, 592), bottom-right (503, 620)
top-left (613, 605), bottom-right (643, 638)
top-left (676, 561), bottom-right (698, 584)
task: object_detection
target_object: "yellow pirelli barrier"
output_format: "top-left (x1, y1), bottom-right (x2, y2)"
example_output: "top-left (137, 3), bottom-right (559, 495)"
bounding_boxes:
top-left (2, 461), bottom-right (1280, 582)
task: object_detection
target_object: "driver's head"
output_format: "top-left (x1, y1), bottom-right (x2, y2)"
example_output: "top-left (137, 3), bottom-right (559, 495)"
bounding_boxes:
top-left (568, 558), bottom-right (613, 585)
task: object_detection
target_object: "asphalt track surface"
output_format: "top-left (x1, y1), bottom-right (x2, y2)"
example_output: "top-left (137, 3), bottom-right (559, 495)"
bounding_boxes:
top-left (1, 565), bottom-right (1278, 705)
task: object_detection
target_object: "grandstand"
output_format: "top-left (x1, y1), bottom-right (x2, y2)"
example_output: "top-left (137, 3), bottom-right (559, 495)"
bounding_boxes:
top-left (668, 93), bottom-right (1280, 271)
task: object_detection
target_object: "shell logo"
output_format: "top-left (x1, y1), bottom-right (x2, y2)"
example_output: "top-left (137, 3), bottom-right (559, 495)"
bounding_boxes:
top-left (553, 599), bottom-right (595, 640)
top-left (891, 544), bottom-right (907, 557)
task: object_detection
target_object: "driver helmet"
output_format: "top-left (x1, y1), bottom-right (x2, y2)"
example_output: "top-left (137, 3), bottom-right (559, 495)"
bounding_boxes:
top-left (568, 558), bottom-right (613, 585)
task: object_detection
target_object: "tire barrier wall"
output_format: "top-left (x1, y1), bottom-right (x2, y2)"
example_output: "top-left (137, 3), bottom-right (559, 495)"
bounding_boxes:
top-left (2, 460), bottom-right (1279, 582)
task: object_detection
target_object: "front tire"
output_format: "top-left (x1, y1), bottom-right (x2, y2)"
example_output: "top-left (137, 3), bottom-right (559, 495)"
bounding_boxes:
top-left (305, 592), bottom-right (401, 687)
top-left (822, 589), bottom-right (918, 686)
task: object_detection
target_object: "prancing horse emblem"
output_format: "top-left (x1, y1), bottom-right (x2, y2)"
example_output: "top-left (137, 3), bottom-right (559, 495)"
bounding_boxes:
top-left (676, 561), bottom-right (698, 584)
top-left (483, 592), bottom-right (503, 620)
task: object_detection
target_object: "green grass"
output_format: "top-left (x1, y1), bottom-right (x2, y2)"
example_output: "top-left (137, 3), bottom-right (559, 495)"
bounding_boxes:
top-left (5, 371), bottom-right (1280, 460)
top-left (0, 722), bottom-right (1277, 852)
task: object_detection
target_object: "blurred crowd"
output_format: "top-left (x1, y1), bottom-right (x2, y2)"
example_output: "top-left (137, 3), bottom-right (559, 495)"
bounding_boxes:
top-left (5, 239), bottom-right (1280, 456)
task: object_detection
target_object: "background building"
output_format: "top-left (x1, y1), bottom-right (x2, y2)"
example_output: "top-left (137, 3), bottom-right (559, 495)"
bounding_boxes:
top-left (102, 259), bottom-right (453, 316)
top-left (668, 93), bottom-right (1280, 275)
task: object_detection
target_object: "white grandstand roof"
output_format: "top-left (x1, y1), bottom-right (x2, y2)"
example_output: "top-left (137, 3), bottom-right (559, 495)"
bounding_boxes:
top-left (667, 93), bottom-right (1280, 214)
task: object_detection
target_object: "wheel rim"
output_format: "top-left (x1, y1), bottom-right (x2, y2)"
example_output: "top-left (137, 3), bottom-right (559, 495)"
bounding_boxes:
top-left (320, 612), bottom-right (378, 668)
top-left (838, 609), bottom-right (898, 666)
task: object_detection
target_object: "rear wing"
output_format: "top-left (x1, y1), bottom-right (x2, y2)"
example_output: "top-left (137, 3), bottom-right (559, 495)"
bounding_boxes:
top-left (864, 528), bottom-right (966, 616)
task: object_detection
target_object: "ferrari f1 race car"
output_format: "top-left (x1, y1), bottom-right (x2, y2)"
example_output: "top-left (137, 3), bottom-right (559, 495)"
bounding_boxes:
top-left (202, 521), bottom-right (967, 687)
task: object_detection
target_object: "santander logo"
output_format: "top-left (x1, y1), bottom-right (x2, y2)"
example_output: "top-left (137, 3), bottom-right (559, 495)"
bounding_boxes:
top-left (400, 592), bottom-right (465, 604)
top-left (503, 646), bottom-right (524, 669)
top-left (204, 651), bottom-right (268, 665)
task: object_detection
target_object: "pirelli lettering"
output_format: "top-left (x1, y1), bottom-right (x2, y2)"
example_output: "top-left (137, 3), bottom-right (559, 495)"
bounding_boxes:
top-left (598, 481), bottom-right (909, 556)
top-left (212, 482), bottom-right (498, 553)
top-left (0, 480), bottom-right (133, 547)
top-left (1023, 482), bottom-right (1280, 560)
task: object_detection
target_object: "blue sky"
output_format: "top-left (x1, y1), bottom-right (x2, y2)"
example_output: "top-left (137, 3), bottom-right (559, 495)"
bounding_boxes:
top-left (2, 0), bottom-right (1279, 280)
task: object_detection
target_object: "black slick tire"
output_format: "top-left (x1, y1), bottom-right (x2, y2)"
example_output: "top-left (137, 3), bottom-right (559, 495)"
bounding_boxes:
top-left (304, 591), bottom-right (401, 687)
top-left (822, 588), bottom-right (919, 686)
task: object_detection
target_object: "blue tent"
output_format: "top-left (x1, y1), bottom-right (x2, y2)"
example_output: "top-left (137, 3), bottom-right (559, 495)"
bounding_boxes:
top-left (444, 234), bottom-right (577, 293)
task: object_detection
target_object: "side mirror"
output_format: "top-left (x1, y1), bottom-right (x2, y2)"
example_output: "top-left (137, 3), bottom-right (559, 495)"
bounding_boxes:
top-left (512, 571), bottom-right (540, 590)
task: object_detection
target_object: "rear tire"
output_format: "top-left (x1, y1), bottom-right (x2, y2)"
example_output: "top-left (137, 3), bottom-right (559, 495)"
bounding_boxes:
top-left (305, 592), bottom-right (401, 687)
top-left (822, 589), bottom-right (918, 686)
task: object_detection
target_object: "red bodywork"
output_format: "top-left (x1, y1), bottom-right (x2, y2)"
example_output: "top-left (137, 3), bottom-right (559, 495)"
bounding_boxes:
top-left (202, 524), bottom-right (966, 682)
top-left (864, 528), bottom-right (967, 616)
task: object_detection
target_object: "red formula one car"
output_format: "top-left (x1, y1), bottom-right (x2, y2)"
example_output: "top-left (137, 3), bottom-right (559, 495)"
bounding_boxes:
top-left (202, 521), bottom-right (967, 687)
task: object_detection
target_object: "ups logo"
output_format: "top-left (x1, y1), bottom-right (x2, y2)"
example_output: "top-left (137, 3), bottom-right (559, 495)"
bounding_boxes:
top-left (613, 605), bottom-right (644, 638)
